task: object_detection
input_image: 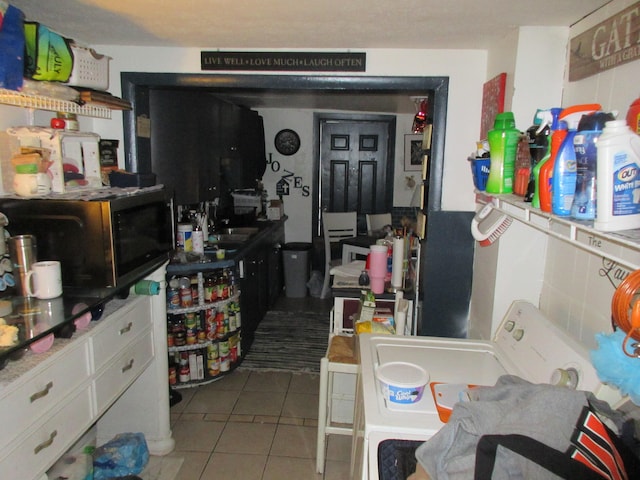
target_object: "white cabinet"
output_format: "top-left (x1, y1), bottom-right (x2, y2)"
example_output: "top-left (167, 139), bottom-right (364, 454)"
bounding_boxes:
top-left (0, 263), bottom-right (173, 480)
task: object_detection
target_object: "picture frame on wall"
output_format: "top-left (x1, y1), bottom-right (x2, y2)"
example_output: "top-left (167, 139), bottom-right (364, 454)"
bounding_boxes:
top-left (404, 134), bottom-right (425, 171)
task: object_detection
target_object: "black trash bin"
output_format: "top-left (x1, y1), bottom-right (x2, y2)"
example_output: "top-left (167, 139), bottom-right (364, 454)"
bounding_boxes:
top-left (282, 242), bottom-right (313, 298)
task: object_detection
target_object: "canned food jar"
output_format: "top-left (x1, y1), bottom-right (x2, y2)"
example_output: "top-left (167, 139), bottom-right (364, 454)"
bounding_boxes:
top-left (208, 357), bottom-right (220, 376)
top-left (219, 355), bottom-right (230, 372)
top-left (168, 366), bottom-right (177, 385)
top-left (179, 287), bottom-right (193, 308)
top-left (179, 365), bottom-right (190, 383)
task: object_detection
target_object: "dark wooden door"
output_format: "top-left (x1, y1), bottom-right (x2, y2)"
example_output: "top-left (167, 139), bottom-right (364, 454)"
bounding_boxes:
top-left (319, 116), bottom-right (395, 233)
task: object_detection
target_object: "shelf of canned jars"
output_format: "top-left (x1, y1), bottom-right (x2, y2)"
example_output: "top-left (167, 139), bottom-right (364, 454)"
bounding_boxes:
top-left (166, 266), bottom-right (243, 388)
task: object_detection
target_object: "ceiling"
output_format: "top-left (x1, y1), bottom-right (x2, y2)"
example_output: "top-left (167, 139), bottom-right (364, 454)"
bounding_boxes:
top-left (8, 0), bottom-right (610, 113)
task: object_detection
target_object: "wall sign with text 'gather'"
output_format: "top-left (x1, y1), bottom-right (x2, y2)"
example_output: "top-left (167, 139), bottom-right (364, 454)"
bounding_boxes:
top-left (201, 51), bottom-right (366, 72)
top-left (569, 1), bottom-right (640, 81)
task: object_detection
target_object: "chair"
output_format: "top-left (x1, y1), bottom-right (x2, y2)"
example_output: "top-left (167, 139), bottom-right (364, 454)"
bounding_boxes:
top-left (320, 211), bottom-right (357, 299)
top-left (366, 213), bottom-right (392, 235)
top-left (316, 299), bottom-right (358, 474)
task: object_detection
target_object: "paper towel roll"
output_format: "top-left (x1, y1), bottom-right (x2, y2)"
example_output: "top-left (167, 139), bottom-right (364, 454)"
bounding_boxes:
top-left (391, 237), bottom-right (405, 287)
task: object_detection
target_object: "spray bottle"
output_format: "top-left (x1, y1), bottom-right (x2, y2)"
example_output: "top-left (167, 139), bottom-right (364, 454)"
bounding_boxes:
top-left (570, 111), bottom-right (615, 220)
top-left (486, 112), bottom-right (520, 194)
top-left (525, 109), bottom-right (550, 203)
top-left (552, 104), bottom-right (601, 216)
top-left (595, 120), bottom-right (640, 231)
top-left (534, 107), bottom-right (563, 211)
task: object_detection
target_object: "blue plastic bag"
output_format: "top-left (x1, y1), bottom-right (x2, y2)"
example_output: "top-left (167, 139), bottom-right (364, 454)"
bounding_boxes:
top-left (93, 432), bottom-right (149, 480)
top-left (0, 3), bottom-right (25, 90)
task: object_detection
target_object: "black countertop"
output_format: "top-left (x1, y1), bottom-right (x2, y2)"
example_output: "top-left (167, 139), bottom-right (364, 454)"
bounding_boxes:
top-left (0, 257), bottom-right (168, 367)
top-left (0, 217), bottom-right (286, 367)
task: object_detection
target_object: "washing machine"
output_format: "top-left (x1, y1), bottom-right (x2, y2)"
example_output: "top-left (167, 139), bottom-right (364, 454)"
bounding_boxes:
top-left (350, 300), bottom-right (621, 480)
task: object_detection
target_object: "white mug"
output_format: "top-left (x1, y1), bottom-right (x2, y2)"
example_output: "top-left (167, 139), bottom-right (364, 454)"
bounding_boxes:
top-left (26, 261), bottom-right (62, 299)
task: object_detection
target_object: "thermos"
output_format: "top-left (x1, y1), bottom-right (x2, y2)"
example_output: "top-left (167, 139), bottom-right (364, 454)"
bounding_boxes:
top-left (8, 235), bottom-right (37, 297)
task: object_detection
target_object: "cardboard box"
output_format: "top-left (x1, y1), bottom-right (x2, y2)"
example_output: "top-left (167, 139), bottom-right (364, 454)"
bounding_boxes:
top-left (267, 199), bottom-right (284, 220)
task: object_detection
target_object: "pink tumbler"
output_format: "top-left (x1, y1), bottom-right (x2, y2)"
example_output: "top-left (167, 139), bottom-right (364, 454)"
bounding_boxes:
top-left (368, 245), bottom-right (388, 294)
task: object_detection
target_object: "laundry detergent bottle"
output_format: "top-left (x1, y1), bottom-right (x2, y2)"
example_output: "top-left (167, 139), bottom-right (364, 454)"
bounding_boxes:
top-left (525, 109), bottom-right (550, 203)
top-left (551, 104), bottom-right (601, 216)
top-left (536, 107), bottom-right (564, 211)
top-left (486, 112), bottom-right (520, 194)
top-left (570, 111), bottom-right (615, 220)
top-left (594, 120), bottom-right (640, 231)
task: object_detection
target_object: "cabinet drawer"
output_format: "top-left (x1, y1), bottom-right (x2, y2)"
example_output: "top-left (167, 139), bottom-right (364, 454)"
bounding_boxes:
top-left (0, 385), bottom-right (93, 480)
top-left (92, 296), bottom-right (151, 371)
top-left (94, 329), bottom-right (153, 415)
top-left (0, 341), bottom-right (91, 452)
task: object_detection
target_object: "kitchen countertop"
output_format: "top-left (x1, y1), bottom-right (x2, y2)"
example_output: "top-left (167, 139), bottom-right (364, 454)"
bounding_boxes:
top-left (0, 256), bottom-right (169, 368)
top-left (166, 217), bottom-right (286, 275)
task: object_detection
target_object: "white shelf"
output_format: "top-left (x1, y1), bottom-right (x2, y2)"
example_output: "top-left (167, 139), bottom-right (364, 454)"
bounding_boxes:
top-left (476, 192), bottom-right (640, 270)
top-left (0, 88), bottom-right (111, 119)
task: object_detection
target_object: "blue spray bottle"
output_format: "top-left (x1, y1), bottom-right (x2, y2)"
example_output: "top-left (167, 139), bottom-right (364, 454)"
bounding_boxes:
top-left (551, 104), bottom-right (601, 216)
top-left (570, 111), bottom-right (615, 220)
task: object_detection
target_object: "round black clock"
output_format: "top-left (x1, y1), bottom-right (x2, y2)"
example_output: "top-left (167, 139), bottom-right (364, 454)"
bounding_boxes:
top-left (274, 129), bottom-right (300, 155)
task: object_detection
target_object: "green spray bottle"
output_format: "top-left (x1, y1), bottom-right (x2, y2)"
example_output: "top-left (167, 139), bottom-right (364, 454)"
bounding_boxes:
top-left (485, 112), bottom-right (520, 194)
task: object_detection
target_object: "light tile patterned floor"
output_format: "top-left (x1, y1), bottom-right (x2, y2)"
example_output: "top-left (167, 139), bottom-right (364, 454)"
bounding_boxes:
top-left (166, 370), bottom-right (351, 479)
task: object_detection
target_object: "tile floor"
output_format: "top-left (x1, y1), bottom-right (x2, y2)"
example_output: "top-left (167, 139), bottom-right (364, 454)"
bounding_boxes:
top-left (163, 293), bottom-right (349, 479)
top-left (166, 369), bottom-right (351, 479)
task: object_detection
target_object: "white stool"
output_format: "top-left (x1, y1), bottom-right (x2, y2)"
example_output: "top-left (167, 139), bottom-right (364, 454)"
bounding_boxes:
top-left (316, 333), bottom-right (359, 474)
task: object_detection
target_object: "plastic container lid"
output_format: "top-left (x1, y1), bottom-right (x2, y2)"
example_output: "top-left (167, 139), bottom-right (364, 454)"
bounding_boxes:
top-left (376, 361), bottom-right (429, 387)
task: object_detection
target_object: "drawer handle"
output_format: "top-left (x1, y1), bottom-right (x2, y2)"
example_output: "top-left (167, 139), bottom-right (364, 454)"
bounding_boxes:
top-left (30, 381), bottom-right (53, 403)
top-left (34, 430), bottom-right (57, 455)
top-left (119, 322), bottom-right (133, 335)
top-left (122, 358), bottom-right (134, 373)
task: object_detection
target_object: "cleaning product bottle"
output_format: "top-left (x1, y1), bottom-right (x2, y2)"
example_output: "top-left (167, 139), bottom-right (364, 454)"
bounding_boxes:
top-left (552, 104), bottom-right (601, 216)
top-left (626, 97), bottom-right (640, 134)
top-left (525, 109), bottom-right (550, 203)
top-left (537, 107), bottom-right (564, 212)
top-left (485, 112), bottom-right (520, 194)
top-left (513, 134), bottom-right (531, 197)
top-left (570, 111), bottom-right (615, 220)
top-left (594, 119), bottom-right (640, 231)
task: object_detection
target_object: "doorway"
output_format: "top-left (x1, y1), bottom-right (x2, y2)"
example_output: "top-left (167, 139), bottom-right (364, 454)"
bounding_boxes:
top-left (316, 114), bottom-right (395, 234)
top-left (120, 74), bottom-right (449, 235)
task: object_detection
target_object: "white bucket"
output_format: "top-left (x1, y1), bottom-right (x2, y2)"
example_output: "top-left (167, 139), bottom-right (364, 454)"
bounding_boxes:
top-left (376, 361), bottom-right (429, 404)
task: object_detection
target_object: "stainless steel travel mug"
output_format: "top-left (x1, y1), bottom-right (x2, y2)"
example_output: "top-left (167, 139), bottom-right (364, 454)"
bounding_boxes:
top-left (8, 234), bottom-right (37, 297)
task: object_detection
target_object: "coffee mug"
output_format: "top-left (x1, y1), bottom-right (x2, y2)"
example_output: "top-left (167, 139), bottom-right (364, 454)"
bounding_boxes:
top-left (26, 261), bottom-right (62, 299)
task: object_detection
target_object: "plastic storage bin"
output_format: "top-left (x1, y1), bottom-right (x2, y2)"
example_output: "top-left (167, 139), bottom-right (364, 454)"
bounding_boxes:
top-left (283, 242), bottom-right (313, 298)
top-left (468, 157), bottom-right (491, 191)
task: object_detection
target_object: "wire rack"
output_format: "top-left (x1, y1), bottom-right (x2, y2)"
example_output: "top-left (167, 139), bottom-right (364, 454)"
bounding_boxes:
top-left (0, 88), bottom-right (111, 119)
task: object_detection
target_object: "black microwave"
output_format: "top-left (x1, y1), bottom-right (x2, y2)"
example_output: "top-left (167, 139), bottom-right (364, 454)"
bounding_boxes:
top-left (0, 188), bottom-right (173, 289)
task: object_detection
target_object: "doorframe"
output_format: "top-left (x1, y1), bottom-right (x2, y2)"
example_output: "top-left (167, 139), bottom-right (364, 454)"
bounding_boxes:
top-left (314, 113), bottom-right (396, 237)
top-left (120, 73), bottom-right (449, 216)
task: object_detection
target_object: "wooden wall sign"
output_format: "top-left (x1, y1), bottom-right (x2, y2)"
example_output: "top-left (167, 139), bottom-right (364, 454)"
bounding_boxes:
top-left (201, 51), bottom-right (366, 72)
top-left (569, 1), bottom-right (640, 81)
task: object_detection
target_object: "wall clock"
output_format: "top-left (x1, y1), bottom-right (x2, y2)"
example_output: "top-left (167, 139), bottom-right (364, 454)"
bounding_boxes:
top-left (274, 129), bottom-right (300, 155)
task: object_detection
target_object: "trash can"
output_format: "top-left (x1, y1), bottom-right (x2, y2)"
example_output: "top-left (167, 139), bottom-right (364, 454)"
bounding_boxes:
top-left (282, 242), bottom-right (313, 298)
